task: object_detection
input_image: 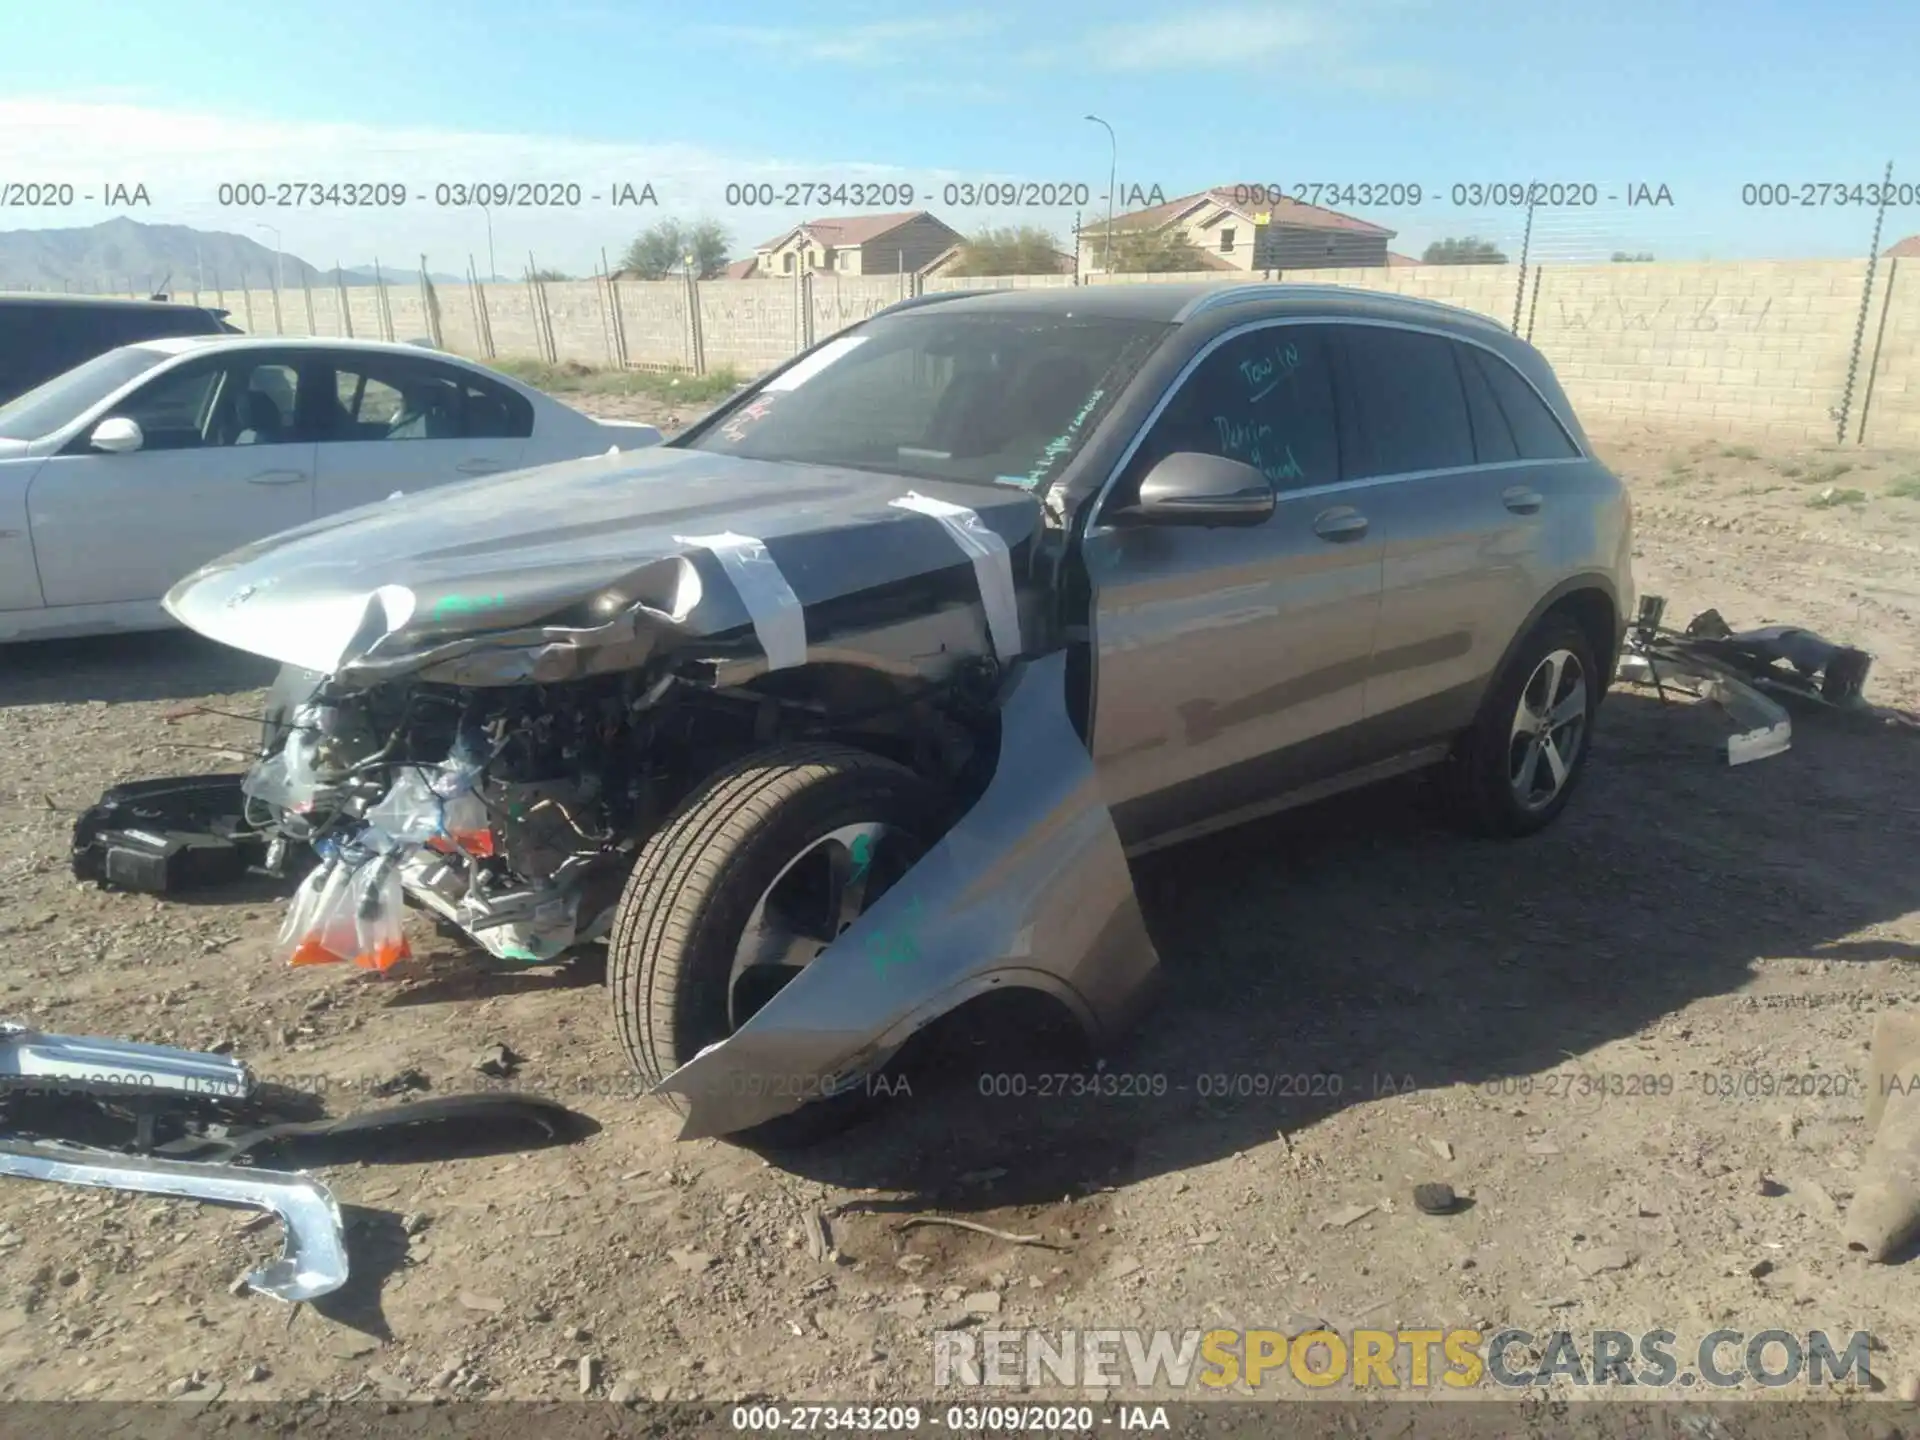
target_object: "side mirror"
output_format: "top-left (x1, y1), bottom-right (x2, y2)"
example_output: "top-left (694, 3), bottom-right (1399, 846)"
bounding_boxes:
top-left (1117, 452), bottom-right (1275, 527)
top-left (89, 417), bottom-right (145, 454)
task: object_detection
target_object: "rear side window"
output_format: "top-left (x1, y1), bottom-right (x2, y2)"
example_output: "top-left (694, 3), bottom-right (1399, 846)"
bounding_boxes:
top-left (1465, 347), bottom-right (1579, 459)
top-left (324, 358), bottom-right (534, 441)
top-left (1454, 341), bottom-right (1519, 463)
top-left (1338, 325), bottom-right (1475, 478)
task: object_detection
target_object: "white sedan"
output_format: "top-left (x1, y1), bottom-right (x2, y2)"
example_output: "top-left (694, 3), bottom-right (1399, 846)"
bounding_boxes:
top-left (0, 335), bottom-right (664, 642)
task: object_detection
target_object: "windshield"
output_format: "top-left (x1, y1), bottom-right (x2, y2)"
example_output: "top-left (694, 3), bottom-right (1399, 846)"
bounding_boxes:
top-left (679, 309), bottom-right (1170, 491)
top-left (0, 346), bottom-right (174, 441)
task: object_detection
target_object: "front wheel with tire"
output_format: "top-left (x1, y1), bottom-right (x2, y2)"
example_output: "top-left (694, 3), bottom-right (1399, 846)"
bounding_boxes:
top-left (607, 743), bottom-right (942, 1142)
top-left (1447, 614), bottom-right (1598, 838)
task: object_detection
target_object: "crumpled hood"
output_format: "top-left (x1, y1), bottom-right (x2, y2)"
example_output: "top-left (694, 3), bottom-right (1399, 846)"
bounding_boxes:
top-left (164, 444), bottom-right (1041, 682)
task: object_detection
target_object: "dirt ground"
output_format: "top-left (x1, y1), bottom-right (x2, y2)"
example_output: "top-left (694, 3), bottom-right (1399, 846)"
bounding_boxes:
top-left (3, 402), bottom-right (1920, 1408)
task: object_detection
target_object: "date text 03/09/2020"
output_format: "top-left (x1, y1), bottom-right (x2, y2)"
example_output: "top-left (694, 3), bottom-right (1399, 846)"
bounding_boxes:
top-left (209, 181), bottom-right (661, 208)
top-left (1226, 182), bottom-right (1675, 209)
top-left (971, 1071), bottom-right (1418, 1101)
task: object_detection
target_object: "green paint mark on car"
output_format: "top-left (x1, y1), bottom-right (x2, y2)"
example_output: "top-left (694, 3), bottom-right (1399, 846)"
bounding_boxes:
top-left (431, 592), bottom-right (508, 619)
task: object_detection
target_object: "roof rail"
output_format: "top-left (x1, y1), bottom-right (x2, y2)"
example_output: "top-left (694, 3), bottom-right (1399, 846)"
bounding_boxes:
top-left (1175, 282), bottom-right (1512, 333)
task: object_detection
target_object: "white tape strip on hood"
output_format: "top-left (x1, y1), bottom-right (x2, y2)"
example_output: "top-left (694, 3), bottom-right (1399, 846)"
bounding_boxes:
top-left (890, 492), bottom-right (1021, 661)
top-left (674, 531), bottom-right (807, 672)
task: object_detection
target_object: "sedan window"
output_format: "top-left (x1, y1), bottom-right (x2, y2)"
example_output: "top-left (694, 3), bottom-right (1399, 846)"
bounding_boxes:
top-left (324, 359), bottom-right (534, 442)
top-left (0, 346), bottom-right (173, 440)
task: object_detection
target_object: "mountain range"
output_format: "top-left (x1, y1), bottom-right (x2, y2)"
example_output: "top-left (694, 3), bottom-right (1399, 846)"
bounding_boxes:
top-left (0, 218), bottom-right (471, 294)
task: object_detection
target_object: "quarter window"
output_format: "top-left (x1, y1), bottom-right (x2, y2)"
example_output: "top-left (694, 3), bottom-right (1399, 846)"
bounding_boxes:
top-left (1125, 324), bottom-right (1341, 496)
top-left (1466, 347), bottom-right (1579, 459)
top-left (1338, 325), bottom-right (1475, 478)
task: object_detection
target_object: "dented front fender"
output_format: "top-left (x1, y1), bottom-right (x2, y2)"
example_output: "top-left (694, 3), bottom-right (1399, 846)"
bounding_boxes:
top-left (653, 649), bottom-right (1162, 1140)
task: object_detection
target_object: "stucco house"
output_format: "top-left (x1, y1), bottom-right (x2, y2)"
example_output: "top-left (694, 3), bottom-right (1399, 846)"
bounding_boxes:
top-left (732, 210), bottom-right (964, 278)
top-left (1083, 185), bottom-right (1396, 275)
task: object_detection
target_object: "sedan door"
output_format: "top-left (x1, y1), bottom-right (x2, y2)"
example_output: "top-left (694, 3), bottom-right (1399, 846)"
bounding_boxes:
top-left (1080, 321), bottom-right (1384, 850)
top-left (311, 352), bottom-right (533, 515)
top-left (27, 352), bottom-right (316, 608)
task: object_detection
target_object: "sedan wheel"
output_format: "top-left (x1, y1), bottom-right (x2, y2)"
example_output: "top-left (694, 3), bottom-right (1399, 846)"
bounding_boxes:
top-left (1507, 648), bottom-right (1589, 812)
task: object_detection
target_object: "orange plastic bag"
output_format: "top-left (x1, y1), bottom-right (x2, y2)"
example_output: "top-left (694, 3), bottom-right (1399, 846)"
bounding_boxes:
top-left (275, 856), bottom-right (412, 972)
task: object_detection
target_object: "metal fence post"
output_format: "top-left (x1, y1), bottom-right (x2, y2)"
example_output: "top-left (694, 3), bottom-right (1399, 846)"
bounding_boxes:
top-left (1837, 160), bottom-right (1895, 445)
top-left (335, 264), bottom-right (354, 339)
top-left (419, 255), bottom-right (444, 349)
top-left (1857, 257), bottom-right (1901, 445)
top-left (301, 272), bottom-right (316, 335)
top-left (1511, 195), bottom-right (1536, 333)
top-left (239, 269), bottom-right (256, 332)
top-left (373, 260), bottom-right (395, 342)
top-left (1525, 266), bottom-right (1544, 343)
top-left (686, 267), bottom-right (707, 376)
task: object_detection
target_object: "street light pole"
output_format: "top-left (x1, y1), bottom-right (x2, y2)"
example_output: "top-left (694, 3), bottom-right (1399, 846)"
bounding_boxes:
top-left (1085, 114), bottom-right (1117, 274)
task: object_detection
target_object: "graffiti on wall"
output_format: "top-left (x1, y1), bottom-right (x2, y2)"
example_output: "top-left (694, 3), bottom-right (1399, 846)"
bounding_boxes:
top-left (1549, 295), bottom-right (1778, 334)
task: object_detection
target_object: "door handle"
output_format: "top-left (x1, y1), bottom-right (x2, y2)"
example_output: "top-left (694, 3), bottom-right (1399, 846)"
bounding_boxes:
top-left (1313, 506), bottom-right (1369, 542)
top-left (457, 459), bottom-right (507, 475)
top-left (1502, 485), bottom-right (1543, 514)
top-left (245, 470), bottom-right (308, 486)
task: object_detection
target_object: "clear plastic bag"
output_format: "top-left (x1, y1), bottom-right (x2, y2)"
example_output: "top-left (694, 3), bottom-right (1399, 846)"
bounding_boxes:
top-left (363, 760), bottom-right (494, 857)
top-left (243, 704), bottom-right (330, 815)
top-left (275, 854), bottom-right (412, 972)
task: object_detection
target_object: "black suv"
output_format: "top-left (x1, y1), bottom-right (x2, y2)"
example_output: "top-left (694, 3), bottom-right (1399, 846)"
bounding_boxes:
top-left (0, 296), bottom-right (239, 407)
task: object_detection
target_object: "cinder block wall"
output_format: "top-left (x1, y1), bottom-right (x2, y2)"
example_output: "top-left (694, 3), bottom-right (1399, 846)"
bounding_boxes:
top-left (170, 258), bottom-right (1920, 446)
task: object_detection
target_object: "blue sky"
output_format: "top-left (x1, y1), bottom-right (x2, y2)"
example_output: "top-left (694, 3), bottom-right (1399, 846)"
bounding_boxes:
top-left (2, 0), bottom-right (1917, 275)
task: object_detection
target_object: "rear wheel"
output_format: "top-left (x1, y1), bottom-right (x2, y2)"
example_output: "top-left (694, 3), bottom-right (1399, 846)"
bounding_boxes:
top-left (607, 743), bottom-right (941, 1141)
top-left (1447, 614), bottom-right (1598, 837)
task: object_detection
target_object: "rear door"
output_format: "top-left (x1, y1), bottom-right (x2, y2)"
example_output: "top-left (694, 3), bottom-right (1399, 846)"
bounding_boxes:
top-left (1082, 320), bottom-right (1384, 849)
top-left (1338, 324), bottom-right (1552, 746)
top-left (311, 352), bottom-right (533, 514)
top-left (27, 351), bottom-right (317, 607)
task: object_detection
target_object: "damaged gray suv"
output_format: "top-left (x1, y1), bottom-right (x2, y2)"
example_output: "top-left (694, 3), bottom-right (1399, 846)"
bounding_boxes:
top-left (163, 282), bottom-right (1634, 1141)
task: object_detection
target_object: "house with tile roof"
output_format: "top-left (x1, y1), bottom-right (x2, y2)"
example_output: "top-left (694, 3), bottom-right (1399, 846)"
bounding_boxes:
top-left (1082, 185), bottom-right (1397, 275)
top-left (1883, 234), bottom-right (1920, 259)
top-left (730, 210), bottom-right (964, 278)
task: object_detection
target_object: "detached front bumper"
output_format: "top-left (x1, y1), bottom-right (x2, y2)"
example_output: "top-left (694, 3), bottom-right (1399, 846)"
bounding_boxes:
top-left (653, 649), bottom-right (1163, 1139)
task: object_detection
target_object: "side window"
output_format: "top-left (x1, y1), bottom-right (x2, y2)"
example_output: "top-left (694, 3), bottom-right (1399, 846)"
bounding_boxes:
top-left (1125, 324), bottom-right (1341, 497)
top-left (108, 361), bottom-right (225, 451)
top-left (1339, 325), bottom-right (1475, 478)
top-left (1454, 342), bottom-right (1518, 464)
top-left (223, 361), bottom-right (302, 445)
top-left (325, 361), bottom-right (532, 442)
top-left (1467, 348), bottom-right (1579, 460)
top-left (460, 374), bottom-right (534, 438)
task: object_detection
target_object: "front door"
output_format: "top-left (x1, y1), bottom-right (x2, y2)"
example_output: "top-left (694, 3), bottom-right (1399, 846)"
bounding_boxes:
top-left (1081, 321), bottom-right (1384, 850)
top-left (29, 352), bottom-right (316, 608)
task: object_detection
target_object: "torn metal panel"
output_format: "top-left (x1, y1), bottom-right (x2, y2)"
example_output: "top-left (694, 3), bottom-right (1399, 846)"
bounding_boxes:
top-left (0, 1022), bottom-right (253, 1101)
top-left (653, 649), bottom-right (1162, 1140)
top-left (1617, 650), bottom-right (1793, 765)
top-left (0, 1139), bottom-right (346, 1301)
top-left (162, 446), bottom-right (1041, 690)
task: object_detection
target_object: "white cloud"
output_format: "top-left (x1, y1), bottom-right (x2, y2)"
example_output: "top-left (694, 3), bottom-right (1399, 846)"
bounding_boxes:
top-left (1086, 8), bottom-right (1326, 70)
top-left (697, 14), bottom-right (999, 65)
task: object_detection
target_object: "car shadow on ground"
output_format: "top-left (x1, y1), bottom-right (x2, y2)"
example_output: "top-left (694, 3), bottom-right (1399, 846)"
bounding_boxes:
top-left (764, 689), bottom-right (1920, 1212)
top-left (0, 631), bottom-right (277, 708)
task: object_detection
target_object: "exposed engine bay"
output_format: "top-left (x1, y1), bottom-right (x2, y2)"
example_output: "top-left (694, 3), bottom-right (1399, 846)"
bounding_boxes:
top-left (250, 649), bottom-right (1004, 969)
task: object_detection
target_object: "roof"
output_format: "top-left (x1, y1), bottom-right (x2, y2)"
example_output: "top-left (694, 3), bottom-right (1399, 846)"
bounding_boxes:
top-left (723, 257), bottom-right (759, 280)
top-left (124, 334), bottom-right (509, 372)
top-left (1884, 234), bottom-right (1920, 258)
top-left (0, 294), bottom-right (223, 312)
top-left (875, 281), bottom-right (1512, 332)
top-left (1106, 186), bottom-right (1394, 239)
top-left (755, 209), bottom-right (953, 252)
top-left (1387, 251), bottom-right (1423, 266)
